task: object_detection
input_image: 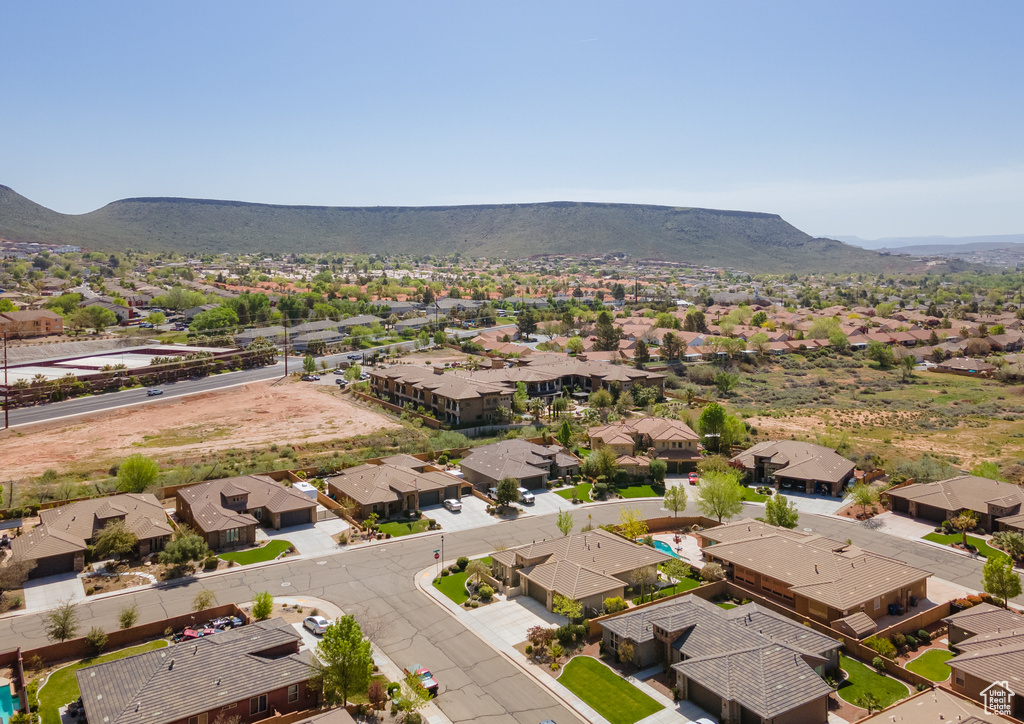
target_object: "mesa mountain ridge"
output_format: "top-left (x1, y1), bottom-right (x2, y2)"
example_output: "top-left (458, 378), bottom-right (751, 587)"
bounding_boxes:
top-left (0, 185), bottom-right (945, 272)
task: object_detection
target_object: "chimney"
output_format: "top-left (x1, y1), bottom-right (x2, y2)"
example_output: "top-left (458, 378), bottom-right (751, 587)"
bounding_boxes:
top-left (814, 564), bottom-right (818, 574)
top-left (491, 358), bottom-right (504, 369)
top-left (169, 659), bottom-right (174, 670)
top-left (433, 367), bottom-right (444, 375)
top-left (578, 354), bottom-right (587, 361)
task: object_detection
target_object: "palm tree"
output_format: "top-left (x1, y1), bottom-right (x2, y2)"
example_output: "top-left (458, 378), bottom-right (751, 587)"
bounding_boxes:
top-left (951, 509), bottom-right (979, 549)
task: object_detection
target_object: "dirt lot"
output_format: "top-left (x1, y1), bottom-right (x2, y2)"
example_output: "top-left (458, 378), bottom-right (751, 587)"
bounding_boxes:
top-left (0, 380), bottom-right (402, 478)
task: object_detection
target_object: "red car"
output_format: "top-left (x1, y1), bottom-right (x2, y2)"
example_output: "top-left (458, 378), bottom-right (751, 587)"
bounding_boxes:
top-left (688, 472), bottom-right (699, 485)
top-left (414, 668), bottom-right (439, 697)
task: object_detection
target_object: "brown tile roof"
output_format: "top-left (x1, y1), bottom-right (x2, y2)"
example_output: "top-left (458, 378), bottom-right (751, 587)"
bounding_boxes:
top-left (519, 559), bottom-right (625, 600)
top-left (944, 602), bottom-right (1024, 638)
top-left (888, 475), bottom-right (1024, 518)
top-left (731, 440), bottom-right (855, 485)
top-left (703, 528), bottom-right (931, 612)
top-left (39, 493), bottom-right (172, 543)
top-left (460, 439), bottom-right (577, 484)
top-left (76, 618), bottom-right (312, 724)
top-left (854, 688), bottom-right (1006, 724)
top-left (948, 639), bottom-right (1024, 691)
top-left (178, 476), bottom-right (316, 533)
top-left (506, 528), bottom-right (669, 578)
top-left (327, 463), bottom-right (456, 507)
top-left (12, 525), bottom-right (85, 561)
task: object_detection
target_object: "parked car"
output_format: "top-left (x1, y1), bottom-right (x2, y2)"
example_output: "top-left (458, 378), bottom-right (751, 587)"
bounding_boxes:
top-left (303, 615), bottom-right (332, 635)
top-left (443, 499), bottom-right (462, 512)
top-left (333, 368), bottom-right (345, 375)
top-left (139, 322), bottom-right (153, 328)
top-left (301, 375), bottom-right (320, 381)
top-left (414, 668), bottom-right (438, 696)
top-left (335, 378), bottom-right (347, 386)
top-left (347, 353), bottom-right (362, 360)
top-left (517, 487), bottom-right (535, 504)
top-left (688, 472), bottom-right (699, 485)
top-left (146, 388), bottom-right (163, 396)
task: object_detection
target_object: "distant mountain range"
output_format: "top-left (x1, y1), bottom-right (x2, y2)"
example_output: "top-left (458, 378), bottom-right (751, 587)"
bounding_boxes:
top-left (0, 185), bottom-right (962, 273)
top-left (837, 234), bottom-right (1024, 253)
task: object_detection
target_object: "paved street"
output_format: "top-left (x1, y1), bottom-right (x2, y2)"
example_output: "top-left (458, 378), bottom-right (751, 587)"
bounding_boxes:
top-left (1, 500), bottom-right (1019, 724)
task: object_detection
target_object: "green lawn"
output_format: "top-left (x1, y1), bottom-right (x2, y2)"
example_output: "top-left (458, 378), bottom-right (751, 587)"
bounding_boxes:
top-left (905, 649), bottom-right (954, 682)
top-left (633, 577), bottom-right (700, 605)
top-left (555, 483), bottom-right (592, 502)
top-left (558, 656), bottom-right (664, 724)
top-left (432, 556), bottom-right (493, 605)
top-left (617, 485), bottom-right (661, 499)
top-left (434, 571), bottom-right (470, 604)
top-left (837, 655), bottom-right (910, 709)
top-left (922, 533), bottom-right (1006, 560)
top-left (717, 602), bottom-right (738, 610)
top-left (218, 539), bottom-right (293, 565)
top-left (378, 519), bottom-right (431, 537)
top-left (740, 486), bottom-right (769, 502)
top-left (39, 641), bottom-right (168, 724)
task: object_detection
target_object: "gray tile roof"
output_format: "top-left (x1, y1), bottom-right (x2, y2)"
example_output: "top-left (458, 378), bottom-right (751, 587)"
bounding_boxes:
top-left (77, 619), bottom-right (313, 724)
top-left (731, 440), bottom-right (855, 484)
top-left (327, 463), bottom-right (456, 507)
top-left (888, 475), bottom-right (1024, 519)
top-left (943, 602), bottom-right (1023, 637)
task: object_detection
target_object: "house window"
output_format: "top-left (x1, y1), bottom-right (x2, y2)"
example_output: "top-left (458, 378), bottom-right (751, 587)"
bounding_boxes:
top-left (225, 528), bottom-right (240, 544)
top-left (252, 508), bottom-right (263, 520)
top-left (873, 597), bottom-right (881, 610)
top-left (221, 705), bottom-right (236, 711)
top-left (250, 695), bottom-right (268, 715)
top-left (954, 670), bottom-right (965, 687)
top-left (288, 685), bottom-right (299, 703)
top-left (188, 715), bottom-right (207, 724)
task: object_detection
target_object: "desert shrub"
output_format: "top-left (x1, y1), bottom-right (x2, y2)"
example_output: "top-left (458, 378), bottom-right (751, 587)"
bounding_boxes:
top-left (891, 632), bottom-right (906, 649)
top-left (700, 562), bottom-right (725, 582)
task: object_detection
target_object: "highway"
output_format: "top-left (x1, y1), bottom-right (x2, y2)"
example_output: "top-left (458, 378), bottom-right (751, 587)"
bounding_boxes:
top-left (0, 499), bottom-right (1015, 724)
top-left (5, 324), bottom-right (516, 428)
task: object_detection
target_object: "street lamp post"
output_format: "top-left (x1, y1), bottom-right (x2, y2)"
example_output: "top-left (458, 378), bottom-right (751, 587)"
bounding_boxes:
top-left (441, 534), bottom-right (445, 572)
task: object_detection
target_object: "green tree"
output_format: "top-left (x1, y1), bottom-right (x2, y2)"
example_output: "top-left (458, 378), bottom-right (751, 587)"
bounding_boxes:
top-left (85, 626), bottom-right (108, 655)
top-left (556, 419), bottom-right (573, 448)
top-left (344, 363), bottom-right (362, 382)
top-left (252, 591), bottom-right (274, 620)
top-left (433, 329), bottom-right (446, 346)
top-left (764, 493), bottom-right (799, 528)
top-left (849, 483), bottom-right (879, 518)
top-left (983, 554), bottom-right (1022, 608)
top-left (556, 510), bottom-right (574, 536)
top-left (566, 336), bottom-right (585, 355)
top-left (697, 402), bottom-right (727, 453)
top-left (552, 594), bottom-right (582, 622)
top-left (118, 602), bottom-right (140, 630)
top-left (516, 308), bottom-right (538, 338)
top-left (93, 519), bottom-right (139, 559)
top-left (76, 305), bottom-right (118, 333)
top-left (899, 352), bottom-right (916, 381)
top-left (649, 458), bottom-right (667, 483)
top-left (192, 589), bottom-right (217, 611)
top-left (663, 484), bottom-right (687, 517)
top-left (116, 453), bottom-right (160, 493)
top-left (159, 527), bottom-right (210, 570)
top-left (951, 509), bottom-right (978, 549)
top-left (189, 306), bottom-right (239, 333)
top-left (43, 599), bottom-right (79, 642)
top-left (147, 312), bottom-right (166, 325)
top-left (315, 615), bottom-right (374, 705)
top-left (594, 311), bottom-right (620, 351)
top-left (303, 354), bottom-right (317, 374)
top-left (589, 387), bottom-right (614, 420)
top-left (634, 340), bottom-right (650, 366)
top-left (604, 597), bottom-right (628, 614)
top-left (696, 470), bottom-right (744, 523)
top-left (495, 477), bottom-right (520, 509)
top-left (663, 558), bottom-right (691, 584)
top-left (714, 371), bottom-right (740, 395)
top-left (619, 507), bottom-right (649, 540)
top-left (866, 340), bottom-right (895, 369)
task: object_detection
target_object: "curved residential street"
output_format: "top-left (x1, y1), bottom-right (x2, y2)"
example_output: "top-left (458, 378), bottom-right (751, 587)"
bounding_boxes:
top-left (0, 499), bottom-right (1016, 724)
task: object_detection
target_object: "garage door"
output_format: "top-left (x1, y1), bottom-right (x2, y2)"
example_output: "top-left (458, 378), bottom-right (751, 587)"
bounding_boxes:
top-left (30, 553), bottom-right (75, 579)
top-left (419, 490), bottom-right (440, 507)
top-left (280, 508), bottom-right (313, 528)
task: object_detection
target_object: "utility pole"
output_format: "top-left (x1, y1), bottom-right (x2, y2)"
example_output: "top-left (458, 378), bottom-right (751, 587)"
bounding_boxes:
top-left (283, 320), bottom-right (289, 377)
top-left (3, 332), bottom-right (8, 429)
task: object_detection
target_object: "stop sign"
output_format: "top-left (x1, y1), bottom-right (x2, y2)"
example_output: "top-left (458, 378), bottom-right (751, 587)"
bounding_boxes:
top-left (434, 552), bottom-right (440, 560)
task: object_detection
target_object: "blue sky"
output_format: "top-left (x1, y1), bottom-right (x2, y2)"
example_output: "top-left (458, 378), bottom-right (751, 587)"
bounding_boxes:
top-left (2, 1), bottom-right (1022, 238)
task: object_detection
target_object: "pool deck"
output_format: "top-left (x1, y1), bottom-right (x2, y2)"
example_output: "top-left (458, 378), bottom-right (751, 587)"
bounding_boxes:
top-left (652, 532), bottom-right (705, 567)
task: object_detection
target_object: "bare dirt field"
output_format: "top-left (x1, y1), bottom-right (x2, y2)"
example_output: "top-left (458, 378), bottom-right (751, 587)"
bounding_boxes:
top-left (0, 380), bottom-right (401, 478)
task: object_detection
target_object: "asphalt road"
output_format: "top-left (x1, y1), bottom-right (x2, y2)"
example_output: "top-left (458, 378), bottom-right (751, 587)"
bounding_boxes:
top-left (7, 324), bottom-right (516, 428)
top-left (0, 500), bottom-right (1017, 724)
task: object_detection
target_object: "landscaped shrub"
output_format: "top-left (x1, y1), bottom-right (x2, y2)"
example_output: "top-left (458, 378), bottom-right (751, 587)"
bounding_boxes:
top-left (525, 645), bottom-right (533, 654)
top-left (891, 632), bottom-right (906, 649)
top-left (917, 629), bottom-right (931, 643)
top-left (478, 585), bottom-right (494, 600)
top-left (457, 557), bottom-right (469, 571)
top-left (865, 636), bottom-right (897, 658)
top-left (603, 597), bottom-right (628, 614)
top-left (700, 562), bottom-right (725, 582)
top-left (440, 569), bottom-right (449, 577)
top-left (905, 635), bottom-right (919, 650)
top-left (872, 656), bottom-right (885, 671)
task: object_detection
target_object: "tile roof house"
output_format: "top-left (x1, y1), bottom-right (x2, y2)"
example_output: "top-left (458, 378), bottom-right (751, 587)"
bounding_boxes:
top-left (0, 309), bottom-right (64, 338)
top-left (701, 519), bottom-right (931, 626)
top-left (601, 596), bottom-right (838, 723)
top-left (76, 618), bottom-right (320, 724)
top-left (368, 365), bottom-right (512, 426)
top-left (459, 439), bottom-right (580, 491)
top-left (886, 475), bottom-right (1024, 533)
top-left (852, 687), bottom-right (1010, 724)
top-left (589, 418), bottom-right (701, 474)
top-left (731, 440), bottom-right (856, 497)
top-left (490, 528), bottom-right (669, 614)
top-left (327, 460), bottom-right (465, 518)
top-left (12, 494), bottom-right (172, 578)
top-left (176, 476), bottom-right (317, 551)
top-left (934, 357), bottom-right (998, 377)
top-left (943, 604), bottom-right (1024, 718)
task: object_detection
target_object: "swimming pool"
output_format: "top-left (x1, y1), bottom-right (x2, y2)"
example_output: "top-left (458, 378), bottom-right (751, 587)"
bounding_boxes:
top-left (0, 685), bottom-right (18, 724)
top-left (652, 540), bottom-right (682, 559)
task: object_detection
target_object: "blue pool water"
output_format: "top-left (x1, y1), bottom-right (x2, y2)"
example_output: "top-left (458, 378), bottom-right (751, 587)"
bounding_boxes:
top-left (652, 540), bottom-right (682, 559)
top-left (0, 685), bottom-right (17, 724)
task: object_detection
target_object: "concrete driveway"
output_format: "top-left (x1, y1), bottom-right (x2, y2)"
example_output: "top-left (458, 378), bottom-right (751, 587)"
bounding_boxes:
top-left (778, 490), bottom-right (847, 515)
top-left (256, 518), bottom-right (349, 558)
top-left (465, 593), bottom-right (567, 647)
top-left (23, 571), bottom-right (85, 611)
top-left (526, 489), bottom-right (573, 517)
top-left (424, 497), bottom-right (492, 533)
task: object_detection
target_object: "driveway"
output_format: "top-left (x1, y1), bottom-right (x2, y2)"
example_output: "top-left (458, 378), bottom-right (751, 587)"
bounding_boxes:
top-left (776, 490), bottom-right (847, 516)
top-left (23, 572), bottom-right (85, 611)
top-left (256, 518), bottom-right (349, 558)
top-left (465, 593), bottom-right (567, 647)
top-left (424, 497), bottom-right (492, 533)
top-left (526, 489), bottom-right (573, 517)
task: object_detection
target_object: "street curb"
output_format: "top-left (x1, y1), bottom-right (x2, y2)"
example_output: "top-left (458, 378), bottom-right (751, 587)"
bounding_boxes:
top-left (413, 564), bottom-right (594, 724)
